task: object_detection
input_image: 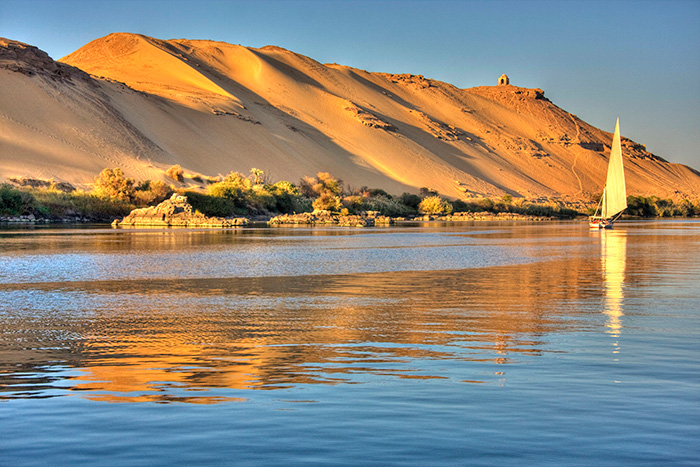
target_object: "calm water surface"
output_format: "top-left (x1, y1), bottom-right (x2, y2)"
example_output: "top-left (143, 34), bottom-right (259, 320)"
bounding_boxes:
top-left (1, 221), bottom-right (699, 465)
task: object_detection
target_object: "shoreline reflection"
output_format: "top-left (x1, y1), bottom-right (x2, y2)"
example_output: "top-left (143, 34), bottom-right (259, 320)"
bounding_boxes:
top-left (1, 256), bottom-right (595, 403)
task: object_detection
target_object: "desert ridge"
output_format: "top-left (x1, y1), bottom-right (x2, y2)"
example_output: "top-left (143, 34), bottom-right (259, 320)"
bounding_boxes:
top-left (1, 33), bottom-right (699, 201)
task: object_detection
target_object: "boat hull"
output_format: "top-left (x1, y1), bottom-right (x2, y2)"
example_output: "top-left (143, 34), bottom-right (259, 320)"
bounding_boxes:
top-left (589, 218), bottom-right (613, 229)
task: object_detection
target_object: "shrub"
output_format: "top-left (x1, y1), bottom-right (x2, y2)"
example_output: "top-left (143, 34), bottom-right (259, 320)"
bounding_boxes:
top-left (419, 187), bottom-right (438, 198)
top-left (0, 184), bottom-right (36, 215)
top-left (207, 172), bottom-right (252, 207)
top-left (398, 192), bottom-right (421, 211)
top-left (248, 185), bottom-right (276, 212)
top-left (363, 195), bottom-right (412, 216)
top-left (31, 189), bottom-right (134, 220)
top-left (184, 190), bottom-right (238, 217)
top-left (300, 172), bottom-right (343, 198)
top-left (523, 204), bottom-right (554, 217)
top-left (166, 165), bottom-right (184, 182)
top-left (624, 195), bottom-right (699, 218)
top-left (313, 193), bottom-right (342, 211)
top-left (292, 196), bottom-right (313, 213)
top-left (474, 198), bottom-right (495, 211)
top-left (133, 180), bottom-right (172, 206)
top-left (418, 195), bottom-right (453, 215)
top-left (451, 199), bottom-right (472, 212)
top-left (267, 181), bottom-right (308, 213)
top-left (355, 187), bottom-right (391, 198)
top-left (342, 195), bottom-right (366, 214)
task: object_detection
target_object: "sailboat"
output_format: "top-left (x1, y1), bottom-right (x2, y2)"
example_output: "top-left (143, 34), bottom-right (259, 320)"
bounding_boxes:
top-left (590, 118), bottom-right (627, 229)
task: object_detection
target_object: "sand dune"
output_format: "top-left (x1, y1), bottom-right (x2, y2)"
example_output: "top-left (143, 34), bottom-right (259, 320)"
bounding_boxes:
top-left (2, 33), bottom-right (699, 200)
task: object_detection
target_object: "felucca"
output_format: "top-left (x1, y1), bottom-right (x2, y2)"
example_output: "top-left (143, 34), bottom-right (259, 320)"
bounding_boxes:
top-left (590, 118), bottom-right (627, 229)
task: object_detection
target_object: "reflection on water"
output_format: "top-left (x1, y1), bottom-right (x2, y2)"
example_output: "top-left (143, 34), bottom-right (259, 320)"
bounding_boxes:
top-left (1, 261), bottom-right (575, 403)
top-left (600, 229), bottom-right (627, 349)
top-left (3, 222), bottom-right (700, 466)
top-left (0, 222), bottom-right (698, 407)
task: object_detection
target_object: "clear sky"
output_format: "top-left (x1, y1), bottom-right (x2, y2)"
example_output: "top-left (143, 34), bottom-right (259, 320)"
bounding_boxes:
top-left (2, 0), bottom-right (699, 168)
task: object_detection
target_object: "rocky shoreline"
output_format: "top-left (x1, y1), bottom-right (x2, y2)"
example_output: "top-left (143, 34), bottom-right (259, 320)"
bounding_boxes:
top-left (0, 214), bottom-right (96, 224)
top-left (413, 211), bottom-right (554, 222)
top-left (112, 194), bottom-right (248, 228)
top-left (268, 211), bottom-right (395, 227)
top-left (267, 210), bottom-right (554, 226)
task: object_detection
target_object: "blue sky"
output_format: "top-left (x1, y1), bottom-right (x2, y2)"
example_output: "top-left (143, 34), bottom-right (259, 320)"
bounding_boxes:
top-left (2, 0), bottom-right (699, 168)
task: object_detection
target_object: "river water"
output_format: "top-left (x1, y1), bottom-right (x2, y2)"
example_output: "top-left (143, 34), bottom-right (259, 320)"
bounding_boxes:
top-left (1, 220), bottom-right (699, 465)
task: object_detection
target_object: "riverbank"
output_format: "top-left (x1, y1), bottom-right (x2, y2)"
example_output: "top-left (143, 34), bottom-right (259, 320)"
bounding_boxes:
top-left (5, 191), bottom-right (696, 228)
top-left (2, 211), bottom-right (563, 228)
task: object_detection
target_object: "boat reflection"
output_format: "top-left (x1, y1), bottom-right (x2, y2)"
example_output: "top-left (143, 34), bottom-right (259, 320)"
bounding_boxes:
top-left (599, 229), bottom-right (627, 349)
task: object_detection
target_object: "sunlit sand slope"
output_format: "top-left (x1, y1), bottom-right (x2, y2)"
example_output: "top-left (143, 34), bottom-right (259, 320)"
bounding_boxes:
top-left (2, 33), bottom-right (699, 200)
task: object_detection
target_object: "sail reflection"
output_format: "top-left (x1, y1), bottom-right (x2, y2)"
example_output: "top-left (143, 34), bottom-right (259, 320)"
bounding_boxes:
top-left (600, 229), bottom-right (627, 346)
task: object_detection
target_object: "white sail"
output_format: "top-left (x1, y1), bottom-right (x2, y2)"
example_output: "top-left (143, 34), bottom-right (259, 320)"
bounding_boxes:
top-left (601, 118), bottom-right (627, 218)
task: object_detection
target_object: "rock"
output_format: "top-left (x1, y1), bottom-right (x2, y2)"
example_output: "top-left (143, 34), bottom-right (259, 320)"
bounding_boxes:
top-left (268, 210), bottom-right (395, 227)
top-left (114, 193), bottom-right (248, 227)
top-left (0, 38), bottom-right (90, 83)
top-left (343, 101), bottom-right (396, 131)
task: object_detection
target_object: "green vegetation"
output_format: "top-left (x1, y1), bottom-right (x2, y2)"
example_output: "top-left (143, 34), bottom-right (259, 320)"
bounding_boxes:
top-left (449, 197), bottom-right (579, 218)
top-left (3, 167), bottom-right (699, 223)
top-left (625, 195), bottom-right (700, 217)
top-left (0, 183), bottom-right (35, 216)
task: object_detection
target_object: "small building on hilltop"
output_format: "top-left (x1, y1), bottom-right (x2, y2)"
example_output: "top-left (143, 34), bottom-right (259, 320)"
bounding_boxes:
top-left (498, 74), bottom-right (510, 86)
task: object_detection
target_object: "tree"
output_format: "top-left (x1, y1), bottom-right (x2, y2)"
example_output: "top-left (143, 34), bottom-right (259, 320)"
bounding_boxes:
top-left (133, 179), bottom-right (172, 205)
top-left (398, 192), bottom-right (421, 210)
top-left (249, 168), bottom-right (268, 185)
top-left (93, 168), bottom-right (135, 201)
top-left (299, 172), bottom-right (343, 198)
top-left (418, 195), bottom-right (453, 215)
top-left (419, 187), bottom-right (438, 198)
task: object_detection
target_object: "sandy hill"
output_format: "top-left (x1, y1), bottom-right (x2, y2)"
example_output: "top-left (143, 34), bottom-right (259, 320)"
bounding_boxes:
top-left (2, 33), bottom-right (699, 201)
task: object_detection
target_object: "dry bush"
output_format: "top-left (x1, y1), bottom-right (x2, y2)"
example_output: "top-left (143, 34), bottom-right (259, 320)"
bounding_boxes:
top-left (165, 165), bottom-right (184, 182)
